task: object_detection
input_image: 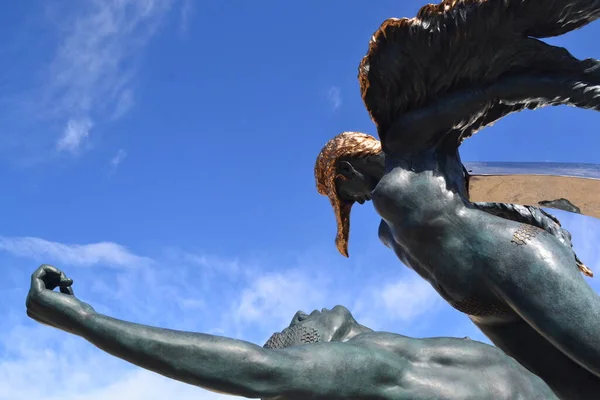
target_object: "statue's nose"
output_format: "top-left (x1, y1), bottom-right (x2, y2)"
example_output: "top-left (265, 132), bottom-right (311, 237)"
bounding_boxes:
top-left (291, 310), bottom-right (309, 325)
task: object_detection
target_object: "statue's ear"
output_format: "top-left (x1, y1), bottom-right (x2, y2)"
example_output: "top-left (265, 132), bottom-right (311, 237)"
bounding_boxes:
top-left (337, 161), bottom-right (357, 179)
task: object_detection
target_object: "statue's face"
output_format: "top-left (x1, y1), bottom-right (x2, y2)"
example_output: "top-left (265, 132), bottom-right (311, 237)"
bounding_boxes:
top-left (335, 155), bottom-right (384, 205)
top-left (264, 305), bottom-right (357, 349)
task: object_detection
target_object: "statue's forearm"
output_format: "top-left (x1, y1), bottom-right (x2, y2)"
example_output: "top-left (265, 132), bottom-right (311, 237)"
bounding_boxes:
top-left (79, 313), bottom-right (282, 398)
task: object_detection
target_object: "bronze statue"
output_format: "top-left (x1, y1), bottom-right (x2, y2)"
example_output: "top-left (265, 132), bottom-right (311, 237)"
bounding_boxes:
top-left (26, 264), bottom-right (559, 399)
top-left (315, 1), bottom-right (600, 398)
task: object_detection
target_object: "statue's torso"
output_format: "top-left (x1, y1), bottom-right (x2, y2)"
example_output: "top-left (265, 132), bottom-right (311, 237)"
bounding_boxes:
top-left (372, 163), bottom-right (516, 321)
top-left (268, 333), bottom-right (559, 400)
top-left (372, 159), bottom-right (600, 399)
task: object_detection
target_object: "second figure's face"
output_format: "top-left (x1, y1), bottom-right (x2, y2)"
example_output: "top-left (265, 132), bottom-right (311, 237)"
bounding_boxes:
top-left (263, 306), bottom-right (358, 349)
top-left (335, 159), bottom-right (379, 205)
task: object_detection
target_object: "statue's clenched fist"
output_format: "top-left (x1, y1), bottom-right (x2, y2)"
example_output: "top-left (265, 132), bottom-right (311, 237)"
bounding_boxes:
top-left (26, 264), bottom-right (95, 336)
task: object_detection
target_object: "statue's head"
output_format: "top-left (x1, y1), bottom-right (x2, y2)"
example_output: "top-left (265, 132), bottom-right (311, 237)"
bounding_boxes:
top-left (314, 132), bottom-right (384, 257)
top-left (263, 305), bottom-right (371, 349)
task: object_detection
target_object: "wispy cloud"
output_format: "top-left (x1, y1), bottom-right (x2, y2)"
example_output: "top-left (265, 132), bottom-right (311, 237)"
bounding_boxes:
top-left (377, 276), bottom-right (442, 320)
top-left (353, 274), bottom-right (442, 330)
top-left (109, 148), bottom-right (127, 170)
top-left (42, 0), bottom-right (177, 154)
top-left (327, 86), bottom-right (341, 111)
top-left (111, 89), bottom-right (135, 121)
top-left (0, 236), bottom-right (152, 268)
top-left (57, 118), bottom-right (93, 153)
top-left (0, 321), bottom-right (228, 400)
top-left (233, 269), bottom-right (329, 329)
top-left (179, 0), bottom-right (194, 35)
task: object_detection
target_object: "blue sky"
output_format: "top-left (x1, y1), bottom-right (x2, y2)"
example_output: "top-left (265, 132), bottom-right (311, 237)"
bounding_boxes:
top-left (0, 1), bottom-right (599, 399)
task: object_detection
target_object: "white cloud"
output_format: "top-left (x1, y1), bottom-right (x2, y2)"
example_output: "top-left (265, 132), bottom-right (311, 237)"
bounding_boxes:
top-left (182, 251), bottom-right (244, 276)
top-left (111, 89), bottom-right (135, 120)
top-left (109, 148), bottom-right (127, 169)
top-left (353, 274), bottom-right (442, 330)
top-left (43, 0), bottom-right (177, 153)
top-left (378, 276), bottom-right (442, 320)
top-left (57, 118), bottom-right (93, 153)
top-left (0, 320), bottom-right (232, 400)
top-left (179, 0), bottom-right (194, 35)
top-left (327, 86), bottom-right (341, 111)
top-left (57, 370), bottom-right (232, 400)
top-left (233, 270), bottom-right (329, 329)
top-left (0, 236), bottom-right (152, 268)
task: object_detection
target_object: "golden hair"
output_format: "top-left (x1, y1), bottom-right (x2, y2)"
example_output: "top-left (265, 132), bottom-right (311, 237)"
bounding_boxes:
top-left (314, 132), bottom-right (382, 257)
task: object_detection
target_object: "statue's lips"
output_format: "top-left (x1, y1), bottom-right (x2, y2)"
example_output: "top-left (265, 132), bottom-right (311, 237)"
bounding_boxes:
top-left (383, 72), bottom-right (600, 153)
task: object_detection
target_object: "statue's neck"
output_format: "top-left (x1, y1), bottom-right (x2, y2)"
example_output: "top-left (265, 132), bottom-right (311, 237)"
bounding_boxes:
top-left (341, 323), bottom-right (374, 342)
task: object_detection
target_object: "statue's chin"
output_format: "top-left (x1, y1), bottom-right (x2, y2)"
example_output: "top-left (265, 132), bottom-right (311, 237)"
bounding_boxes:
top-left (263, 326), bottom-right (322, 349)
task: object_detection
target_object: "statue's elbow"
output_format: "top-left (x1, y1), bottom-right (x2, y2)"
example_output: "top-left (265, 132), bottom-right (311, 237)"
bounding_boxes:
top-left (237, 353), bottom-right (291, 398)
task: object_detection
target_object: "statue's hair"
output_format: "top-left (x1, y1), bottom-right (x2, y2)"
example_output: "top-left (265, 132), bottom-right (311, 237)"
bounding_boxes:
top-left (314, 132), bottom-right (382, 257)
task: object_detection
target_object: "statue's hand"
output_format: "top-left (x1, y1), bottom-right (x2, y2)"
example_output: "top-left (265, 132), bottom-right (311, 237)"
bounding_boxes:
top-left (26, 264), bottom-right (95, 336)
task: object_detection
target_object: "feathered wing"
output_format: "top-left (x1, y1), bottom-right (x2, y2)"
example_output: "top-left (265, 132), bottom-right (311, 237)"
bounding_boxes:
top-left (359, 0), bottom-right (600, 151)
top-left (473, 202), bottom-right (593, 277)
top-left (458, 102), bottom-right (535, 143)
top-left (506, 0), bottom-right (600, 38)
top-left (436, 0), bottom-right (600, 38)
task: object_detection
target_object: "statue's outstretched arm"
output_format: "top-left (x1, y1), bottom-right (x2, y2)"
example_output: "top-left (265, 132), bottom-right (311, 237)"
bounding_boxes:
top-left (490, 247), bottom-right (600, 377)
top-left (81, 315), bottom-right (396, 398)
top-left (81, 314), bottom-right (393, 398)
top-left (25, 265), bottom-right (390, 399)
top-left (79, 313), bottom-right (296, 398)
